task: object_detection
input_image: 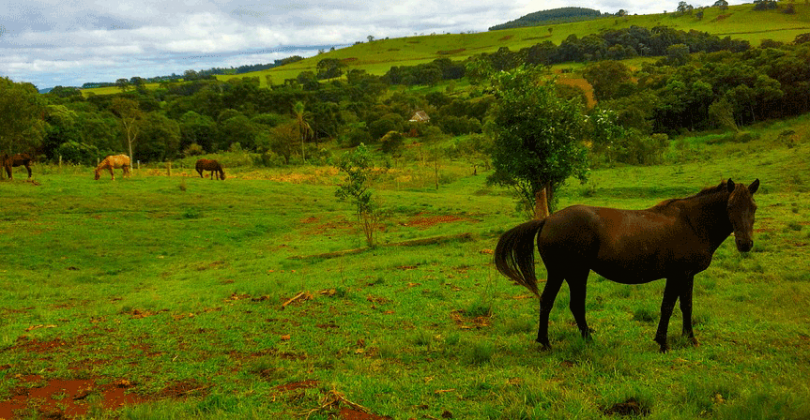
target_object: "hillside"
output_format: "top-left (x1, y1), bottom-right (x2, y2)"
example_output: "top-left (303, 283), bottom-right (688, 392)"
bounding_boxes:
top-left (216, 3), bottom-right (810, 87)
top-left (488, 7), bottom-right (605, 31)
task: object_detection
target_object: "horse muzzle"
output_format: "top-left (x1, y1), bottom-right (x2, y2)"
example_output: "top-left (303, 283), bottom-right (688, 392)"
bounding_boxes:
top-left (735, 238), bottom-right (753, 252)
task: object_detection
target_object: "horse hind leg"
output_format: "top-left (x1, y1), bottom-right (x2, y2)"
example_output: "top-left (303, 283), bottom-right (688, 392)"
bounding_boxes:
top-left (536, 273), bottom-right (565, 349)
top-left (25, 164), bottom-right (32, 179)
top-left (566, 268), bottom-right (594, 341)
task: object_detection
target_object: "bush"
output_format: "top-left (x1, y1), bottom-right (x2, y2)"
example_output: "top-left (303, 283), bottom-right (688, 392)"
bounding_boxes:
top-left (342, 126), bottom-right (373, 148)
top-left (56, 141), bottom-right (101, 165)
top-left (380, 131), bottom-right (405, 154)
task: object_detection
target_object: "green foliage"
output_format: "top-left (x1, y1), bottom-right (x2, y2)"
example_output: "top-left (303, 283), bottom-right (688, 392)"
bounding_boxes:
top-left (487, 66), bottom-right (589, 215)
top-left (335, 143), bottom-right (377, 246)
top-left (56, 141), bottom-right (101, 165)
top-left (0, 77), bottom-right (46, 154)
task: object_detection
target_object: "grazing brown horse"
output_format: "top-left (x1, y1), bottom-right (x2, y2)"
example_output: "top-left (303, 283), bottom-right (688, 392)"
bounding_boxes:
top-left (2, 153), bottom-right (33, 179)
top-left (94, 155), bottom-right (131, 180)
top-left (195, 159), bottom-right (226, 180)
top-left (494, 179), bottom-right (760, 352)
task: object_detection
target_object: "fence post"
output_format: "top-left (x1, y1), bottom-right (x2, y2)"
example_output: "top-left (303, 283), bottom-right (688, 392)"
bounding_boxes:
top-left (167, 161), bottom-right (172, 177)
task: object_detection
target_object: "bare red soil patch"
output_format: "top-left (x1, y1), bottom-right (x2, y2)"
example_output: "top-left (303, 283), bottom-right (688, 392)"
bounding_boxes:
top-left (273, 379), bottom-right (319, 393)
top-left (0, 375), bottom-right (145, 419)
top-left (402, 214), bottom-right (473, 229)
top-left (338, 407), bottom-right (393, 420)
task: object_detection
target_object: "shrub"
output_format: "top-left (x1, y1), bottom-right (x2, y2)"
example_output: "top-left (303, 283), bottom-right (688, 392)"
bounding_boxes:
top-left (56, 141), bottom-right (100, 165)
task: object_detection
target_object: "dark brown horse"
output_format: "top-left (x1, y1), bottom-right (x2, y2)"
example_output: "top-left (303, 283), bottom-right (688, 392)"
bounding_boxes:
top-left (195, 159), bottom-right (226, 180)
top-left (494, 179), bottom-right (760, 352)
top-left (2, 153), bottom-right (33, 179)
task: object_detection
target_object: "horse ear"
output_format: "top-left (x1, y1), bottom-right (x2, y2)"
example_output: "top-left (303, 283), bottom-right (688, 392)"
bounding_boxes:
top-left (726, 179), bottom-right (735, 192)
top-left (749, 179), bottom-right (760, 194)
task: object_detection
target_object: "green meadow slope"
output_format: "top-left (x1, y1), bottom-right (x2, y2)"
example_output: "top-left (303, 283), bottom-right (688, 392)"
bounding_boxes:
top-left (220, 3), bottom-right (810, 87)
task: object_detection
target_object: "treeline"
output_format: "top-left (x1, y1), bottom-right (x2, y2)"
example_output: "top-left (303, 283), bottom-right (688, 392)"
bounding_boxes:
top-left (489, 7), bottom-right (605, 31)
top-left (80, 56), bottom-right (305, 89)
top-left (4, 25), bottom-right (810, 172)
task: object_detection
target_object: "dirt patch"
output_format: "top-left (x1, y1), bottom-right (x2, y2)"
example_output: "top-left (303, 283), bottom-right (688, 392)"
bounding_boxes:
top-left (0, 376), bottom-right (145, 420)
top-left (450, 310), bottom-right (492, 330)
top-left (499, 35), bottom-right (514, 41)
top-left (273, 379), bottom-right (319, 393)
top-left (160, 379), bottom-right (210, 399)
top-left (402, 214), bottom-right (473, 229)
top-left (342, 57), bottom-right (358, 63)
top-left (9, 337), bottom-right (68, 354)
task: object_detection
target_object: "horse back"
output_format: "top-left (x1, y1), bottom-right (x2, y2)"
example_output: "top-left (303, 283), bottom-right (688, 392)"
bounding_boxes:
top-left (539, 205), bottom-right (710, 283)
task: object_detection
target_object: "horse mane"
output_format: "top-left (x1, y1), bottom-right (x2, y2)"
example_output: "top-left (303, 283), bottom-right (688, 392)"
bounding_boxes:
top-left (653, 181), bottom-right (728, 208)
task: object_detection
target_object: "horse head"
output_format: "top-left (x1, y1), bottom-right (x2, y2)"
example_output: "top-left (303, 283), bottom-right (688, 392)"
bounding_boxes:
top-left (726, 178), bottom-right (759, 252)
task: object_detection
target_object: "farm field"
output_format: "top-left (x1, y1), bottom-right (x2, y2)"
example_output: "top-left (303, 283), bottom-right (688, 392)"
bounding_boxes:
top-left (1, 119), bottom-right (810, 419)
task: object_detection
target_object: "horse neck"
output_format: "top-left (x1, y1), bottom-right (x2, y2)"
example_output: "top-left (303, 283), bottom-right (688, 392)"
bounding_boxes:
top-left (682, 192), bottom-right (733, 251)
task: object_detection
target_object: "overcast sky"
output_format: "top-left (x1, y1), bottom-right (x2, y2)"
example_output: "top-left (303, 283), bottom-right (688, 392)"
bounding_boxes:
top-left (1, 0), bottom-right (749, 89)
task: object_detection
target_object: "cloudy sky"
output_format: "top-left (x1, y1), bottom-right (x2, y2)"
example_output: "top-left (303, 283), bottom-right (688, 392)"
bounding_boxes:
top-left (1, 0), bottom-right (748, 89)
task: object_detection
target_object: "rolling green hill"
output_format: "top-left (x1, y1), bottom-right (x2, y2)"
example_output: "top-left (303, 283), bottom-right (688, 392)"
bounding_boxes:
top-left (216, 3), bottom-right (810, 87)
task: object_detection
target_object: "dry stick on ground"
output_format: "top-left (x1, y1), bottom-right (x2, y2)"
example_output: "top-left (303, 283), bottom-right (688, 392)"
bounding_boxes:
top-left (281, 291), bottom-right (312, 309)
top-left (304, 388), bottom-right (371, 419)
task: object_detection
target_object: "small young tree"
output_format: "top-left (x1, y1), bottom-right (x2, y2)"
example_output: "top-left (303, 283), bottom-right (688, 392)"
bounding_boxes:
top-left (335, 144), bottom-right (378, 247)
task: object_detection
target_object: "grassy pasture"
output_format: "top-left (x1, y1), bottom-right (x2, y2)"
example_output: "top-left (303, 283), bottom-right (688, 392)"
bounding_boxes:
top-left (2, 118), bottom-right (810, 419)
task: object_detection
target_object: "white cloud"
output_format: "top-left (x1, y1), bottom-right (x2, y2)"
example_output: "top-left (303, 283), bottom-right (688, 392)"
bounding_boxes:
top-left (0, 0), bottom-right (753, 88)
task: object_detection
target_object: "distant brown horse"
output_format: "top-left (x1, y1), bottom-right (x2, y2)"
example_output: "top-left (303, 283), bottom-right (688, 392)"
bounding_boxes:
top-left (494, 179), bottom-right (759, 352)
top-left (94, 155), bottom-right (131, 180)
top-left (2, 153), bottom-right (33, 179)
top-left (196, 159), bottom-right (226, 180)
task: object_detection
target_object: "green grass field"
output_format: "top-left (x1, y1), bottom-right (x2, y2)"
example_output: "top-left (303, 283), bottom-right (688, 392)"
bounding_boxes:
top-left (1, 115), bottom-right (809, 419)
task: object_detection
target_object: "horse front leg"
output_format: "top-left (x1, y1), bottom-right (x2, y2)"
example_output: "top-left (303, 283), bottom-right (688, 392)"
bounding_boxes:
top-left (654, 278), bottom-right (681, 352)
top-left (537, 274), bottom-right (564, 349)
top-left (679, 275), bottom-right (699, 346)
top-left (108, 166), bottom-right (115, 180)
top-left (26, 165), bottom-right (32, 179)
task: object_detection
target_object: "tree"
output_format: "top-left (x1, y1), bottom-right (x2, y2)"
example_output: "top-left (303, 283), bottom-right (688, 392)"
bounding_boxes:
top-left (110, 97), bottom-right (144, 162)
top-left (487, 67), bottom-right (589, 219)
top-left (335, 144), bottom-right (378, 247)
top-left (0, 77), bottom-right (46, 159)
top-left (316, 58), bottom-right (346, 80)
top-left (582, 60), bottom-right (633, 101)
top-left (116, 78), bottom-right (131, 93)
top-left (292, 102), bottom-right (312, 163)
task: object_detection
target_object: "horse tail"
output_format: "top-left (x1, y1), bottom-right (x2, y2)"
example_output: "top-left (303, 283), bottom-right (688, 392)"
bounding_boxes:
top-left (494, 219), bottom-right (546, 297)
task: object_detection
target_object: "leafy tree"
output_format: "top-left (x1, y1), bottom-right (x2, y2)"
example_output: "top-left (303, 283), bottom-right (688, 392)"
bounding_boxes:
top-left (179, 111), bottom-right (216, 153)
top-left (110, 97), bottom-right (144, 162)
top-left (0, 77), bottom-right (46, 157)
top-left (264, 122), bottom-right (300, 164)
top-left (136, 112), bottom-right (181, 161)
top-left (335, 144), bottom-right (378, 247)
top-left (582, 60), bottom-right (633, 101)
top-left (487, 67), bottom-right (588, 218)
top-left (316, 58), bottom-right (346, 80)
top-left (708, 97), bottom-right (739, 132)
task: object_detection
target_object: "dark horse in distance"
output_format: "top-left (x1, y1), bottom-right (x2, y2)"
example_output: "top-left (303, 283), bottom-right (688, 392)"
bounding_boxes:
top-left (2, 153), bottom-right (33, 179)
top-left (494, 179), bottom-right (759, 352)
top-left (195, 159), bottom-right (226, 180)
